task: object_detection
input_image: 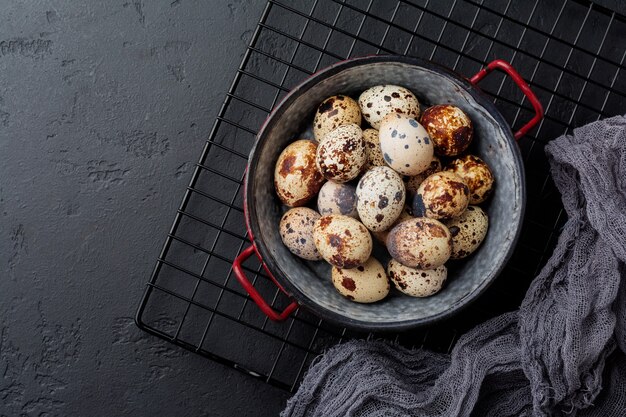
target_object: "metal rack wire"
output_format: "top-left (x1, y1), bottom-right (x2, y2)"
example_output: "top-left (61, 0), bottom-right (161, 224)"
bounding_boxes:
top-left (136, 0), bottom-right (626, 392)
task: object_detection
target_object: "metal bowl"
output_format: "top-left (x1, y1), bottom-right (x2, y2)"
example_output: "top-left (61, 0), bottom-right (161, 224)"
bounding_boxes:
top-left (235, 55), bottom-right (542, 331)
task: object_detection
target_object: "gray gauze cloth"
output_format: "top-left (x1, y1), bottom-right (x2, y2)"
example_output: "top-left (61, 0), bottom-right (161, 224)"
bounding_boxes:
top-left (282, 115), bottom-right (626, 417)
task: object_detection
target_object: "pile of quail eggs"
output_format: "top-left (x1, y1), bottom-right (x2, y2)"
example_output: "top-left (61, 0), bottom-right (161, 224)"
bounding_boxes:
top-left (274, 85), bottom-right (494, 304)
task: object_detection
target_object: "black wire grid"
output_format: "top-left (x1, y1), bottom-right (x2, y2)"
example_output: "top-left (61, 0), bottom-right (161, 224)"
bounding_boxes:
top-left (136, 0), bottom-right (626, 392)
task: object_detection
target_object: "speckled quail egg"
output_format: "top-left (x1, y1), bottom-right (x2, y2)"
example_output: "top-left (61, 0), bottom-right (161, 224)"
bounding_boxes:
top-left (279, 207), bottom-right (322, 261)
top-left (413, 171), bottom-right (470, 220)
top-left (317, 181), bottom-right (358, 219)
top-left (362, 128), bottom-right (386, 169)
top-left (444, 205), bottom-right (489, 259)
top-left (379, 113), bottom-right (434, 176)
top-left (421, 104), bottom-right (473, 156)
top-left (274, 139), bottom-right (325, 207)
top-left (404, 156), bottom-right (442, 197)
top-left (371, 206), bottom-right (413, 245)
top-left (332, 257), bottom-right (389, 303)
top-left (386, 217), bottom-right (452, 269)
top-left (387, 260), bottom-right (447, 297)
top-left (316, 124), bottom-right (366, 183)
top-left (446, 155), bottom-right (495, 204)
top-left (358, 85), bottom-right (420, 129)
top-left (356, 166), bottom-right (406, 232)
top-left (313, 95), bottom-right (362, 141)
top-left (313, 215), bottom-right (372, 269)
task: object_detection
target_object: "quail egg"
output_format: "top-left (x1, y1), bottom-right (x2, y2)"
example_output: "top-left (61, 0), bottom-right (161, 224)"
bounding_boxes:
top-left (420, 104), bottom-right (473, 156)
top-left (386, 217), bottom-right (452, 269)
top-left (313, 215), bottom-right (372, 269)
top-left (279, 207), bottom-right (322, 261)
top-left (358, 85), bottom-right (420, 129)
top-left (362, 128), bottom-right (385, 169)
top-left (313, 95), bottom-right (362, 142)
top-left (356, 166), bottom-right (406, 232)
top-left (404, 156), bottom-right (442, 197)
top-left (316, 124), bottom-right (366, 183)
top-left (446, 155), bottom-right (494, 204)
top-left (371, 206), bottom-right (413, 245)
top-left (379, 113), bottom-right (434, 176)
top-left (444, 205), bottom-right (489, 259)
top-left (332, 257), bottom-right (389, 303)
top-left (413, 171), bottom-right (470, 220)
top-left (274, 139), bottom-right (325, 207)
top-left (387, 259), bottom-right (447, 297)
top-left (317, 181), bottom-right (358, 219)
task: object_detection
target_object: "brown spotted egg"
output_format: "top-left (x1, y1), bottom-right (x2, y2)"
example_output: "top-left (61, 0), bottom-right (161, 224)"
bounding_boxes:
top-left (413, 171), bottom-right (470, 220)
top-left (386, 217), bottom-right (452, 269)
top-left (387, 260), bottom-right (447, 297)
top-left (362, 128), bottom-right (385, 169)
top-left (379, 113), bottom-right (434, 176)
top-left (421, 104), bottom-right (473, 156)
top-left (313, 215), bottom-right (372, 269)
top-left (358, 85), bottom-right (420, 129)
top-left (356, 166), bottom-right (406, 232)
top-left (371, 206), bottom-right (413, 245)
top-left (316, 124), bottom-right (366, 183)
top-left (313, 95), bottom-right (362, 142)
top-left (444, 206), bottom-right (489, 259)
top-left (279, 207), bottom-right (322, 261)
top-left (274, 139), bottom-right (325, 207)
top-left (446, 155), bottom-right (494, 204)
top-left (404, 156), bottom-right (442, 197)
top-left (332, 257), bottom-right (389, 303)
top-left (317, 181), bottom-right (358, 219)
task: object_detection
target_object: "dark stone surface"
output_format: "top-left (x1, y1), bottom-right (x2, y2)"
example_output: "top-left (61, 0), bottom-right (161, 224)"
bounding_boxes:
top-left (0, 1), bottom-right (291, 415)
top-left (596, 0), bottom-right (626, 15)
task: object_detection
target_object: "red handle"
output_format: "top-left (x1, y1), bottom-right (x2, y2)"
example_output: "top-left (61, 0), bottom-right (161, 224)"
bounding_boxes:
top-left (232, 245), bottom-right (299, 321)
top-left (469, 59), bottom-right (543, 140)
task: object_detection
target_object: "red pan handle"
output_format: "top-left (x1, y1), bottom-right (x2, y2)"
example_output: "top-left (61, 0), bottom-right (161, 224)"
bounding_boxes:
top-left (469, 59), bottom-right (543, 140)
top-left (232, 245), bottom-right (299, 321)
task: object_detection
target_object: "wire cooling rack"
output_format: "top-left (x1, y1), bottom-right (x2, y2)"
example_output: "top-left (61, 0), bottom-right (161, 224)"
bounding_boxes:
top-left (136, 0), bottom-right (626, 392)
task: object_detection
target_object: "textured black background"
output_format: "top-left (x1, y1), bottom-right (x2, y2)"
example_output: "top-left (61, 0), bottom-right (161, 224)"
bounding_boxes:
top-left (0, 1), bottom-right (291, 416)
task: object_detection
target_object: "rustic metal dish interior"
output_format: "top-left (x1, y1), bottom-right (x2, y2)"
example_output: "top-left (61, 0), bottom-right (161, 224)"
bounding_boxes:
top-left (246, 56), bottom-right (525, 330)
